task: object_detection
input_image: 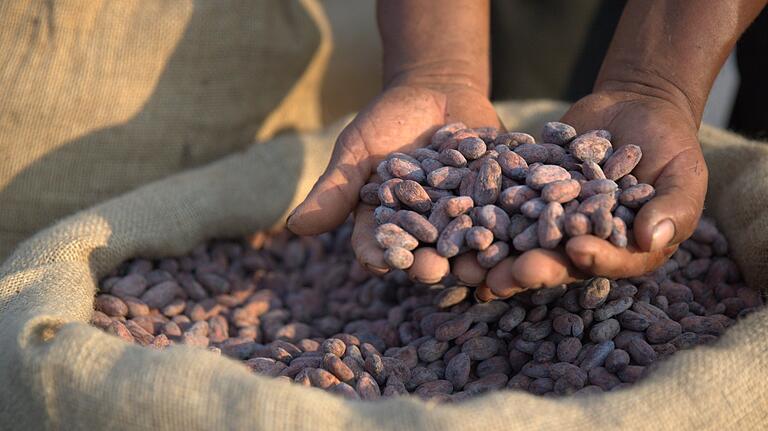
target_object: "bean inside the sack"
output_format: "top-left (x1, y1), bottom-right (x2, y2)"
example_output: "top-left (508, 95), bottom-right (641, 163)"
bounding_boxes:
top-left (93, 217), bottom-right (763, 401)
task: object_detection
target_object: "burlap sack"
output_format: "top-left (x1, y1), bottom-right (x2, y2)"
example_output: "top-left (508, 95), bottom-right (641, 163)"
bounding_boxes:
top-left (0, 0), bottom-right (331, 261)
top-left (1, 100), bottom-right (766, 430)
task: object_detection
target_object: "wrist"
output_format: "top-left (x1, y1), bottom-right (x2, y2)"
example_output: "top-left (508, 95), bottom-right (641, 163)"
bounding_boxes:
top-left (594, 64), bottom-right (702, 127)
top-left (384, 59), bottom-right (489, 97)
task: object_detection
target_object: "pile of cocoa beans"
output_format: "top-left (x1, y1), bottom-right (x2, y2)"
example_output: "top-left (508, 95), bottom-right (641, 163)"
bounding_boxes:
top-left (362, 122), bottom-right (652, 270)
top-left (92, 217), bottom-right (763, 401)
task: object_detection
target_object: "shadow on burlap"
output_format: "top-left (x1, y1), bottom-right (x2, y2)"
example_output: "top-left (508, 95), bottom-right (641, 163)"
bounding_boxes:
top-left (0, 100), bottom-right (766, 430)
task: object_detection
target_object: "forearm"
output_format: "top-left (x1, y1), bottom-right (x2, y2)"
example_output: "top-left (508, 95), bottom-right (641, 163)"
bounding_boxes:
top-left (596, 0), bottom-right (767, 124)
top-left (377, 0), bottom-right (490, 94)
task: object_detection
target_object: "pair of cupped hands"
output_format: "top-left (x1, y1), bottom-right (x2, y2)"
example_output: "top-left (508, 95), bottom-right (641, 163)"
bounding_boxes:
top-left (287, 82), bottom-right (707, 300)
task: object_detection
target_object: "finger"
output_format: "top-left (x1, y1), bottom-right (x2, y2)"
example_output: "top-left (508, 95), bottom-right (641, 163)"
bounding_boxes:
top-left (486, 257), bottom-right (527, 298)
top-left (474, 285), bottom-right (500, 303)
top-left (633, 148), bottom-right (707, 252)
top-left (350, 204), bottom-right (389, 275)
top-left (451, 252), bottom-right (488, 286)
top-left (510, 249), bottom-right (585, 289)
top-left (408, 248), bottom-right (450, 284)
top-left (566, 235), bottom-right (677, 279)
top-left (287, 125), bottom-right (371, 235)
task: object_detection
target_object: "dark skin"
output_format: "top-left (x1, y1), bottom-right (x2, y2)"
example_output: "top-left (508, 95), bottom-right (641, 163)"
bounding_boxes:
top-left (288, 0), bottom-right (767, 297)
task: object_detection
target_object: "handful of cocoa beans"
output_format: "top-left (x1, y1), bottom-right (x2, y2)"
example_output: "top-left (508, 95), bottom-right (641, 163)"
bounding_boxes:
top-left (362, 122), bottom-right (652, 270)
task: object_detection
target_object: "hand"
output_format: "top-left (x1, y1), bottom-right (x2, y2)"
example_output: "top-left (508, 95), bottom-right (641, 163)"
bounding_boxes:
top-left (287, 84), bottom-right (501, 283)
top-left (485, 89), bottom-right (707, 298)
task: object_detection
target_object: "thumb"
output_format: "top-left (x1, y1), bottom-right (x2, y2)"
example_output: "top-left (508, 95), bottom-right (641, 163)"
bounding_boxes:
top-left (287, 125), bottom-right (371, 235)
top-left (633, 147), bottom-right (708, 252)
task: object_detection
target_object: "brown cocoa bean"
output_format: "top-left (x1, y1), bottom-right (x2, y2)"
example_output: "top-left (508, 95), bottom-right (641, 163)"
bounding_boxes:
top-left (111, 274), bottom-right (148, 298)
top-left (384, 247), bottom-right (414, 269)
top-left (577, 193), bottom-right (616, 216)
top-left (526, 165), bottom-right (570, 190)
top-left (427, 166), bottom-right (466, 189)
top-left (435, 315), bottom-right (473, 341)
top-left (542, 179), bottom-right (581, 203)
top-left (473, 158), bottom-right (503, 205)
top-left (588, 367), bottom-right (621, 390)
top-left (553, 313), bottom-right (584, 337)
top-left (619, 184), bottom-right (656, 208)
top-left (477, 242), bottom-right (510, 268)
top-left (580, 277), bottom-right (610, 309)
top-left (496, 132), bottom-right (535, 148)
top-left (579, 179), bottom-right (618, 200)
top-left (579, 341), bottom-right (614, 371)
top-left (437, 215), bottom-right (472, 258)
top-left (514, 143), bottom-right (549, 164)
top-left (359, 182), bottom-right (381, 205)
top-left (589, 207), bottom-right (612, 240)
top-left (465, 373), bottom-right (509, 394)
top-left (430, 122), bottom-right (467, 149)
top-left (388, 156), bottom-right (426, 182)
top-left (594, 297), bottom-right (633, 321)
top-left (543, 143), bottom-right (567, 165)
top-left (520, 198), bottom-right (547, 218)
top-left (616, 310), bottom-right (650, 331)
top-left (411, 148), bottom-right (440, 161)
top-left (564, 212), bottom-right (592, 237)
top-left (557, 337), bottom-right (582, 362)
top-left (499, 185), bottom-right (538, 213)
top-left (581, 161), bottom-right (606, 180)
top-left (610, 217), bottom-right (628, 247)
top-left (375, 223), bottom-right (418, 250)
top-left (465, 226), bottom-right (494, 251)
top-left (443, 196), bottom-right (473, 217)
top-left (95, 294), bottom-right (128, 317)
top-left (474, 204), bottom-right (510, 240)
top-left (604, 349), bottom-right (630, 373)
top-left (393, 210), bottom-right (438, 243)
top-left (618, 174), bottom-right (638, 189)
top-left (458, 136), bottom-right (487, 160)
top-left (603, 145), bottom-right (642, 181)
top-left (513, 221), bottom-right (539, 251)
top-left (421, 158), bottom-right (444, 174)
top-left (395, 180), bottom-right (432, 213)
top-left (680, 315), bottom-right (725, 335)
top-left (617, 365), bottom-right (645, 383)
top-left (497, 151), bottom-right (529, 180)
top-left (569, 134), bottom-right (612, 163)
top-left (589, 318), bottom-right (620, 343)
top-left (433, 286), bottom-right (470, 309)
top-left (537, 201), bottom-right (564, 249)
top-left (438, 148), bottom-right (468, 168)
top-left (541, 122), bottom-right (577, 145)
top-left (627, 338), bottom-right (657, 365)
top-left (140, 281), bottom-right (181, 309)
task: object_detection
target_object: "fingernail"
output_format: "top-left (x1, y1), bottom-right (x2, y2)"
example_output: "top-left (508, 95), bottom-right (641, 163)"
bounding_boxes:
top-left (363, 262), bottom-right (388, 274)
top-left (650, 219), bottom-right (675, 251)
top-left (285, 207), bottom-right (299, 227)
top-left (473, 285), bottom-right (498, 303)
top-left (491, 286), bottom-right (524, 298)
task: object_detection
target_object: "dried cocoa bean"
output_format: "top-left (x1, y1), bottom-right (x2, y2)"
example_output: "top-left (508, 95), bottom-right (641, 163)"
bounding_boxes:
top-left (602, 145), bottom-right (642, 180)
top-left (436, 215), bottom-right (472, 258)
top-left (569, 135), bottom-right (612, 163)
top-left (395, 180), bottom-right (432, 213)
